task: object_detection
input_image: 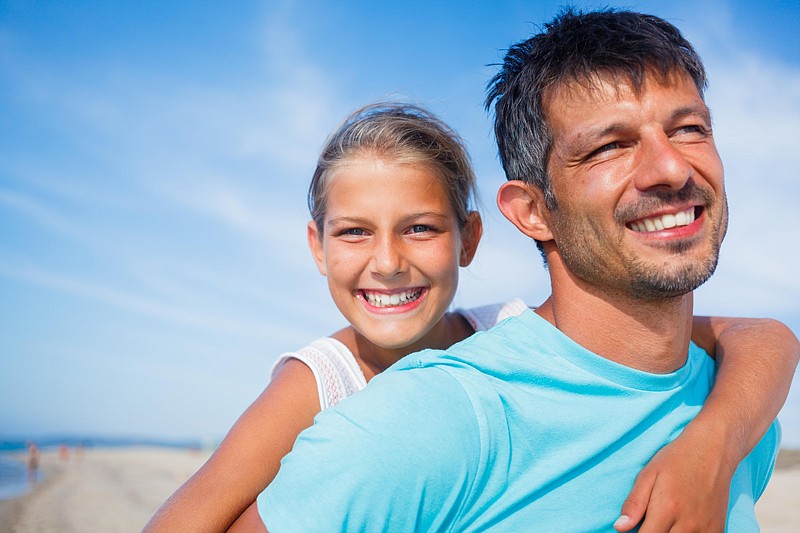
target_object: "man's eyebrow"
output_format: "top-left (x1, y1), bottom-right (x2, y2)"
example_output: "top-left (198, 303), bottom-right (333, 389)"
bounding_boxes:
top-left (566, 123), bottom-right (629, 154)
top-left (562, 104), bottom-right (713, 155)
top-left (670, 105), bottom-right (712, 125)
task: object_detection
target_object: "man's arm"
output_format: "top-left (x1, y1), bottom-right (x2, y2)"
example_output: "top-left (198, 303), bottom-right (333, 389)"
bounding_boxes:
top-left (616, 317), bottom-right (799, 532)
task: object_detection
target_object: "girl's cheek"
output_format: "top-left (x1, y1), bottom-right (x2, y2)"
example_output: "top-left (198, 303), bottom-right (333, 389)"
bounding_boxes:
top-left (422, 246), bottom-right (459, 270)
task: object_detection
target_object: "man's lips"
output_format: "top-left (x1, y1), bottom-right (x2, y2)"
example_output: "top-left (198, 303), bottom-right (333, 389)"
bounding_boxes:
top-left (626, 206), bottom-right (700, 233)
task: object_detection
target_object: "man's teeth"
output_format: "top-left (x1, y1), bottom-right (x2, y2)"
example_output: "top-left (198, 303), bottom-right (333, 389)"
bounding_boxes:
top-left (363, 288), bottom-right (423, 308)
top-left (629, 208), bottom-right (695, 233)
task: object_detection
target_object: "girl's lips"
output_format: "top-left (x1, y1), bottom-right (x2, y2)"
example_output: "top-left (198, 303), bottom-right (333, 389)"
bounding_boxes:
top-left (357, 287), bottom-right (427, 313)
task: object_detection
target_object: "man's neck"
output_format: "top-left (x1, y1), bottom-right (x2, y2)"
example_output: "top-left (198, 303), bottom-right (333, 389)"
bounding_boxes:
top-left (538, 266), bottom-right (695, 374)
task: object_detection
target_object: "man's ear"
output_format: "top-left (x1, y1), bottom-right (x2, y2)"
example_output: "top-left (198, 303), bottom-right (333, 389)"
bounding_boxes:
top-left (307, 221), bottom-right (327, 276)
top-left (459, 211), bottom-right (483, 267)
top-left (496, 180), bottom-right (554, 242)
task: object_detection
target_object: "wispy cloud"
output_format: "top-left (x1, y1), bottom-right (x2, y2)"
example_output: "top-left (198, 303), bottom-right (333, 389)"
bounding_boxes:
top-left (694, 51), bottom-right (800, 317)
top-left (0, 259), bottom-right (312, 344)
top-left (0, 187), bottom-right (79, 236)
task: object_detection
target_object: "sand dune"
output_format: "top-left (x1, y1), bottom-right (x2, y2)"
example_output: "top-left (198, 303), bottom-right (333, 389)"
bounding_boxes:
top-left (1, 447), bottom-right (797, 532)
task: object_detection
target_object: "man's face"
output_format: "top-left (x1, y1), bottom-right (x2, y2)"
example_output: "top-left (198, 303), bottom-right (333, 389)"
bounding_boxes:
top-left (542, 72), bottom-right (728, 300)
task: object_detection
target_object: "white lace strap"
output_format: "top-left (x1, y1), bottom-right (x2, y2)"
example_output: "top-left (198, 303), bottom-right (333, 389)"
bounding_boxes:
top-left (271, 338), bottom-right (367, 410)
top-left (458, 299), bottom-right (529, 332)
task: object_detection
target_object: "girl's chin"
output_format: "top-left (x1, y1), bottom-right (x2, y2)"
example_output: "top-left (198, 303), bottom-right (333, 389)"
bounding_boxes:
top-left (359, 328), bottom-right (429, 352)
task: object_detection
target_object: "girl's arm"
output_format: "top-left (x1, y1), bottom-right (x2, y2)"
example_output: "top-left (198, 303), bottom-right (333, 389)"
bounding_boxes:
top-left (615, 317), bottom-right (799, 532)
top-left (143, 359), bottom-right (320, 533)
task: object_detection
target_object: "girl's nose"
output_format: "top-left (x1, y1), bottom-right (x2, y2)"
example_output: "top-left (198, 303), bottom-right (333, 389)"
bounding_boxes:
top-left (371, 236), bottom-right (407, 278)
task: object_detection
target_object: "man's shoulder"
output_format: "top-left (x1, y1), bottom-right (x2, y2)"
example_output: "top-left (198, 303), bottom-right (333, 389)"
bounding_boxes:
top-left (393, 307), bottom-right (543, 373)
top-left (260, 364), bottom-right (489, 531)
top-left (317, 337), bottom-right (524, 457)
top-left (325, 363), bottom-right (483, 434)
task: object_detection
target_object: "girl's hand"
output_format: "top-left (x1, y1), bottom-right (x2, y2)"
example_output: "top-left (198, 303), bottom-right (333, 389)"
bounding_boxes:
top-left (617, 316), bottom-right (799, 532)
top-left (614, 423), bottom-right (733, 532)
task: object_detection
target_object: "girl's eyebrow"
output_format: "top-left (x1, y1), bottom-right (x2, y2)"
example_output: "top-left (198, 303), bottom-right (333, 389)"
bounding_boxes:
top-left (326, 216), bottom-right (369, 227)
top-left (326, 211), bottom-right (451, 227)
top-left (398, 212), bottom-right (451, 224)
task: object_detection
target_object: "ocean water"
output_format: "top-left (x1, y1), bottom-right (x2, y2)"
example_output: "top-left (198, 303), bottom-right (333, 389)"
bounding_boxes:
top-left (0, 455), bottom-right (38, 500)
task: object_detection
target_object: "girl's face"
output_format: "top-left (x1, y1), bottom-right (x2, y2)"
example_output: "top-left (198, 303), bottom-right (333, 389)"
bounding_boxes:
top-left (308, 156), bottom-right (480, 351)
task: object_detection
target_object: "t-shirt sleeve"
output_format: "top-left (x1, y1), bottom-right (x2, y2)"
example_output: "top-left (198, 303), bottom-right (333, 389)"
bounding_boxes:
top-left (752, 419), bottom-right (781, 500)
top-left (257, 366), bottom-right (483, 532)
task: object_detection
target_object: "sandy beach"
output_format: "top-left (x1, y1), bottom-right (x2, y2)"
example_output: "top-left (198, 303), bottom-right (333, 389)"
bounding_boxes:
top-left (0, 447), bottom-right (210, 533)
top-left (1, 447), bottom-right (798, 532)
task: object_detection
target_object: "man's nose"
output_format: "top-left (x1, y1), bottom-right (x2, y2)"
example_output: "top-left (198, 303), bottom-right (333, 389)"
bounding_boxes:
top-left (633, 133), bottom-right (694, 192)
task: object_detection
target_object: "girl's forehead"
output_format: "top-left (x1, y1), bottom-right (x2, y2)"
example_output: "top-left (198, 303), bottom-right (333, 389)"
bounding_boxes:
top-left (323, 160), bottom-right (456, 218)
top-left (329, 159), bottom-right (443, 192)
top-left (328, 157), bottom-right (446, 192)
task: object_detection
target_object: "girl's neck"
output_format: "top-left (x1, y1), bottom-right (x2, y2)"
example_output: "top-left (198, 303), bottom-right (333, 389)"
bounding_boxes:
top-left (333, 312), bottom-right (474, 381)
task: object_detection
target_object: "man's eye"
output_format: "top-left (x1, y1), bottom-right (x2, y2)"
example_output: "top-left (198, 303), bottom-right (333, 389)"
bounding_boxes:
top-left (589, 142), bottom-right (620, 158)
top-left (341, 228), bottom-right (365, 236)
top-left (676, 125), bottom-right (709, 136)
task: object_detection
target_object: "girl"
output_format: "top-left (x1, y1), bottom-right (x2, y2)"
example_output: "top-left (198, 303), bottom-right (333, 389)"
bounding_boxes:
top-left (145, 103), bottom-right (797, 533)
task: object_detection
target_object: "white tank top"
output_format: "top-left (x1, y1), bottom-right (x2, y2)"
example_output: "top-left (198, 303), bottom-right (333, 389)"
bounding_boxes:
top-left (270, 299), bottom-right (528, 410)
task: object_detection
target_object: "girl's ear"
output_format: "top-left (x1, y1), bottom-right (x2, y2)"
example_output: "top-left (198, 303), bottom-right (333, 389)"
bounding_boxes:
top-left (496, 180), bottom-right (554, 242)
top-left (459, 211), bottom-right (483, 267)
top-left (307, 221), bottom-right (327, 276)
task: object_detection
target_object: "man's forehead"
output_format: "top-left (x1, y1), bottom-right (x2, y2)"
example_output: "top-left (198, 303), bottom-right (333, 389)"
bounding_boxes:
top-left (542, 69), bottom-right (705, 131)
top-left (543, 69), bottom-right (699, 113)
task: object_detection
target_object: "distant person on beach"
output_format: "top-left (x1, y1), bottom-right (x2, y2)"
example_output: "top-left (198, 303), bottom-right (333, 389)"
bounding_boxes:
top-left (26, 442), bottom-right (39, 484)
top-left (248, 9), bottom-right (798, 532)
top-left (145, 100), bottom-right (798, 533)
top-left (59, 443), bottom-right (69, 462)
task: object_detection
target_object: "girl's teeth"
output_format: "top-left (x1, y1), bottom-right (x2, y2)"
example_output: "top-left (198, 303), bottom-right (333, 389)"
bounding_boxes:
top-left (364, 288), bottom-right (423, 308)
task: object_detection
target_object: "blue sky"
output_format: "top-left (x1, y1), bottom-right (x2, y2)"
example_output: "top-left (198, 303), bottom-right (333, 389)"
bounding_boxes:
top-left (1, 0), bottom-right (799, 447)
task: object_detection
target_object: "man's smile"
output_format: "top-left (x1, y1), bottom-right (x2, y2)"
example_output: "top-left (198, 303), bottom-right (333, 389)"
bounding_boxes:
top-left (626, 206), bottom-right (699, 233)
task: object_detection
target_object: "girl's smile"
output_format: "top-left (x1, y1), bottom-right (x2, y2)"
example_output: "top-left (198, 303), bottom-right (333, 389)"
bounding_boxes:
top-left (358, 287), bottom-right (426, 312)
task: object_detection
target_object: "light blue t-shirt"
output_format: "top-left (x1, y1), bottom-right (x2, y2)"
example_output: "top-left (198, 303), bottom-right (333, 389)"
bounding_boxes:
top-left (258, 309), bottom-right (780, 532)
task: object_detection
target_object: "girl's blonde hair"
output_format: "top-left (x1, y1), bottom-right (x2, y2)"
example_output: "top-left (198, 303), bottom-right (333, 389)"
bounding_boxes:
top-left (308, 102), bottom-right (479, 232)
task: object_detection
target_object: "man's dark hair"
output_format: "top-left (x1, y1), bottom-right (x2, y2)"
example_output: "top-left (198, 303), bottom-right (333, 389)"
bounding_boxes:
top-left (486, 7), bottom-right (707, 212)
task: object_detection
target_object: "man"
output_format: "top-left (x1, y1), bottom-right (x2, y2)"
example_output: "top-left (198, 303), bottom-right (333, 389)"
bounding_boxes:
top-left (255, 9), bottom-right (785, 531)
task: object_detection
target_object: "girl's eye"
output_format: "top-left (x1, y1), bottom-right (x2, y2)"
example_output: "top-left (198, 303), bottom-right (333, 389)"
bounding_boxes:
top-left (409, 224), bottom-right (431, 234)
